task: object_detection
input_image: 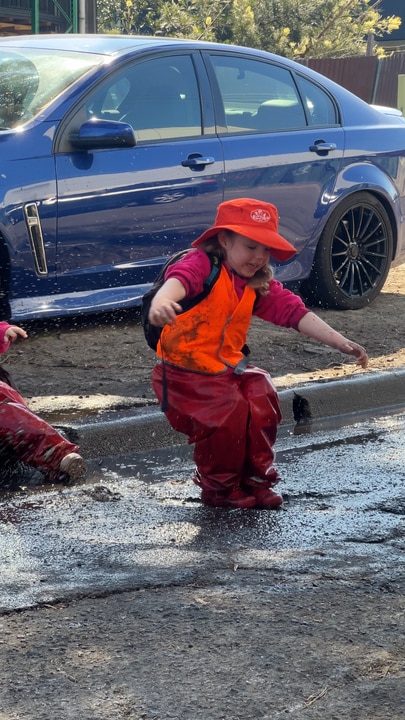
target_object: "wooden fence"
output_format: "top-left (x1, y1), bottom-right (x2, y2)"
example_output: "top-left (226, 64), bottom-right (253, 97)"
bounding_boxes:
top-left (301, 53), bottom-right (405, 109)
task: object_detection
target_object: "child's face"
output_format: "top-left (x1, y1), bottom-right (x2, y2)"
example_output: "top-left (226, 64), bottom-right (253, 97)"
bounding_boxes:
top-left (219, 231), bottom-right (272, 277)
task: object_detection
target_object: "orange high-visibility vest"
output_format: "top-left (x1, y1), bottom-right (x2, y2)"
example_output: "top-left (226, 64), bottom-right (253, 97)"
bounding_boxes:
top-left (157, 265), bottom-right (257, 374)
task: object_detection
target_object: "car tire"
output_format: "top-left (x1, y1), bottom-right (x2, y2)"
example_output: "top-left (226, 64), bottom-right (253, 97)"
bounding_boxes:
top-left (300, 192), bottom-right (394, 310)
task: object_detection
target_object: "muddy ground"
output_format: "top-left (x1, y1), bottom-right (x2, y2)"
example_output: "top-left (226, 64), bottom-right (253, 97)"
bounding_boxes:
top-left (0, 266), bottom-right (404, 720)
top-left (1, 578), bottom-right (404, 720)
top-left (2, 265), bottom-right (405, 406)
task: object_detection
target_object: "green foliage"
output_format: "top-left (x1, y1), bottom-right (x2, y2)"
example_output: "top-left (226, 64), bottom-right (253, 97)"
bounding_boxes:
top-left (96, 0), bottom-right (401, 58)
top-left (152, 0), bottom-right (220, 40)
top-left (252, 0), bottom-right (402, 59)
top-left (97, 0), bottom-right (162, 35)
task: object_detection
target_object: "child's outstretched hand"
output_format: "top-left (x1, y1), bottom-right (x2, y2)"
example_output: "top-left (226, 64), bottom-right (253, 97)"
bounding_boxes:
top-left (339, 340), bottom-right (368, 368)
top-left (297, 313), bottom-right (368, 369)
top-left (3, 325), bottom-right (28, 344)
top-left (149, 298), bottom-right (183, 327)
top-left (149, 277), bottom-right (186, 327)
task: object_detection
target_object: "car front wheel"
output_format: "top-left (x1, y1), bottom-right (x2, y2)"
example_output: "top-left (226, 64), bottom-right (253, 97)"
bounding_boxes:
top-left (301, 192), bottom-right (394, 310)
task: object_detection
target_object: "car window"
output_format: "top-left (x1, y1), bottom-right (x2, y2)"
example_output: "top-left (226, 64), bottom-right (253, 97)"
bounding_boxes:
top-left (0, 49), bottom-right (103, 129)
top-left (87, 55), bottom-right (203, 141)
top-left (209, 55), bottom-right (307, 133)
top-left (296, 75), bottom-right (338, 126)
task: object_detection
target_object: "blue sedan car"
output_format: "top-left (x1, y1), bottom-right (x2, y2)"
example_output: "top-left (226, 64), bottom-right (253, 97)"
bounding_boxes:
top-left (1, 34), bottom-right (404, 320)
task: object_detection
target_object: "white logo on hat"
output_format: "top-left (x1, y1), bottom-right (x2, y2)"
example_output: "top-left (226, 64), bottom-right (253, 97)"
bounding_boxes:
top-left (250, 209), bottom-right (271, 223)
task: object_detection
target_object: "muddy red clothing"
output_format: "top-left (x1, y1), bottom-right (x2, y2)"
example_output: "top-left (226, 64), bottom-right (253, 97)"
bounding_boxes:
top-left (151, 250), bottom-right (310, 497)
top-left (152, 363), bottom-right (282, 491)
top-left (0, 322), bottom-right (79, 479)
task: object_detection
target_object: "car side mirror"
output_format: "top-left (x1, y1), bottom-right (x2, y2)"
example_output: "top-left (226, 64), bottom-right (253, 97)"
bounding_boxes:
top-left (69, 118), bottom-right (136, 150)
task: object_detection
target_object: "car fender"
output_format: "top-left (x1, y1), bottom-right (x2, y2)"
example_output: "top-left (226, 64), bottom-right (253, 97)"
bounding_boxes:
top-left (329, 161), bottom-right (402, 259)
top-left (0, 127), bottom-right (58, 290)
top-left (334, 161), bottom-right (401, 204)
top-left (288, 159), bottom-right (402, 285)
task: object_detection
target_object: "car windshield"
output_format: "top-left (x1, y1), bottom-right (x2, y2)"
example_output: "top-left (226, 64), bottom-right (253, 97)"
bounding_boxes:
top-left (0, 48), bottom-right (104, 130)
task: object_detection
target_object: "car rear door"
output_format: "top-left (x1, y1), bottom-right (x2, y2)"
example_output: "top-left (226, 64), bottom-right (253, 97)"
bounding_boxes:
top-left (203, 51), bottom-right (344, 283)
top-left (54, 52), bottom-right (224, 297)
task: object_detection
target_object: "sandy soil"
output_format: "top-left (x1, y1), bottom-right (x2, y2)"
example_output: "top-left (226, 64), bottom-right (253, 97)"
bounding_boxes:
top-left (2, 265), bottom-right (404, 407)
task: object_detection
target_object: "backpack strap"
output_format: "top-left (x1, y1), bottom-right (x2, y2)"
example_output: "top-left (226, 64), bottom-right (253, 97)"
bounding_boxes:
top-left (204, 254), bottom-right (221, 286)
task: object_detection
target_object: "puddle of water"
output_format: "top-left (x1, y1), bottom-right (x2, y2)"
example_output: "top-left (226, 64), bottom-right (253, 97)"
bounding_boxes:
top-left (0, 411), bottom-right (403, 612)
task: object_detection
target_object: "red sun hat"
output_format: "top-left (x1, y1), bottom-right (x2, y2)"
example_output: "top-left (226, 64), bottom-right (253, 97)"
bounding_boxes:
top-left (191, 198), bottom-right (296, 261)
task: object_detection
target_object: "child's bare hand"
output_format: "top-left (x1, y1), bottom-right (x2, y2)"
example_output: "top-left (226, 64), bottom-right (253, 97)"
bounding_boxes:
top-left (340, 341), bottom-right (368, 368)
top-left (3, 325), bottom-right (28, 344)
top-left (149, 299), bottom-right (182, 327)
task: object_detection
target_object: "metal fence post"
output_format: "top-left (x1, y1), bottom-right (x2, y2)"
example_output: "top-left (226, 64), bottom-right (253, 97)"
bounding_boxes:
top-left (398, 75), bottom-right (405, 116)
top-left (31, 0), bottom-right (40, 34)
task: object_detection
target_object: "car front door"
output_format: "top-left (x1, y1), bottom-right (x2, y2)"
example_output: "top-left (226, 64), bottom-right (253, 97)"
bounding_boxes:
top-left (54, 53), bottom-right (224, 301)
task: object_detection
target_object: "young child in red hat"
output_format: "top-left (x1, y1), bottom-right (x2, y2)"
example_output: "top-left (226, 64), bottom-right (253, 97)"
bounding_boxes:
top-left (148, 198), bottom-right (368, 510)
top-left (0, 321), bottom-right (86, 485)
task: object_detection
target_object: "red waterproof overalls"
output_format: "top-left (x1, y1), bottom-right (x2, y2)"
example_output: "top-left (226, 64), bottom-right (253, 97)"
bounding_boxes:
top-left (0, 382), bottom-right (80, 479)
top-left (151, 266), bottom-right (282, 496)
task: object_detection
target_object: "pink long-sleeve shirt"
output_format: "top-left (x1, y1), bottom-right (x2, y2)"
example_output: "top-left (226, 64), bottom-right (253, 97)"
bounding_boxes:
top-left (0, 321), bottom-right (12, 355)
top-left (165, 248), bottom-right (309, 329)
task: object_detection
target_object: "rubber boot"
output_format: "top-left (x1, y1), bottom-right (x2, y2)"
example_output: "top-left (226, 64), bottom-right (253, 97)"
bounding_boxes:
top-left (193, 471), bottom-right (256, 509)
top-left (242, 476), bottom-right (283, 509)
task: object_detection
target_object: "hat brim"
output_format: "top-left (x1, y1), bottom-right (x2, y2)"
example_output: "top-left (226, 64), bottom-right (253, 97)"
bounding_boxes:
top-left (191, 223), bottom-right (296, 262)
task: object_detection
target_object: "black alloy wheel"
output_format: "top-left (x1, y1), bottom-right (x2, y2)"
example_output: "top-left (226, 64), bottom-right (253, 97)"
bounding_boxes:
top-left (301, 192), bottom-right (394, 310)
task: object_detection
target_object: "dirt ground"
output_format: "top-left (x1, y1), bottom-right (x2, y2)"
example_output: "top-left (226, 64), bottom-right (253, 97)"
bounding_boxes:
top-left (2, 265), bottom-right (404, 405)
top-left (1, 267), bottom-right (404, 720)
top-left (1, 579), bottom-right (404, 720)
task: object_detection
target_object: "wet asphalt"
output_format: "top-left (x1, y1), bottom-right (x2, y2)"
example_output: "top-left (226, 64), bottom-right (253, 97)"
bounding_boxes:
top-left (1, 370), bottom-right (404, 720)
top-left (1, 408), bottom-right (403, 612)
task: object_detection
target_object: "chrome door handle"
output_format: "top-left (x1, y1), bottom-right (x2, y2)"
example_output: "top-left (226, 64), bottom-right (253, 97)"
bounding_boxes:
top-left (309, 141), bottom-right (337, 154)
top-left (181, 156), bottom-right (215, 167)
